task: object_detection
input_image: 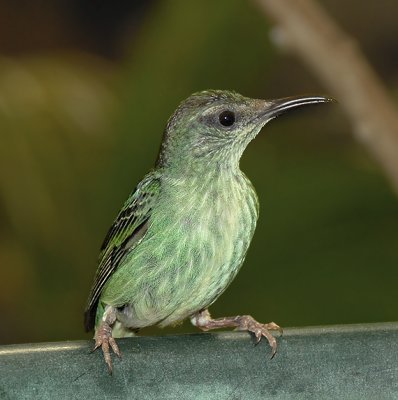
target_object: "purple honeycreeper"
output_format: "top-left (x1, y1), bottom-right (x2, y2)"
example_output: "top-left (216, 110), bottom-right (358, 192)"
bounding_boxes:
top-left (84, 90), bottom-right (334, 373)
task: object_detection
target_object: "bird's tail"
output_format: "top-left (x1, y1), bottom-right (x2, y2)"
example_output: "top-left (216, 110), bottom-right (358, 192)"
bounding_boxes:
top-left (83, 302), bottom-right (98, 332)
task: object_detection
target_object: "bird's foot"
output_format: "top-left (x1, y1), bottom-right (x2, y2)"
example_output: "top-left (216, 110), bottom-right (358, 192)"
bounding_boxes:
top-left (191, 309), bottom-right (282, 358)
top-left (233, 315), bottom-right (282, 358)
top-left (92, 306), bottom-right (121, 374)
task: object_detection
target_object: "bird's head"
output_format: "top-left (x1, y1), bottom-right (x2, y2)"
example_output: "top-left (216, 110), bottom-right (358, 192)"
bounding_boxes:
top-left (156, 90), bottom-right (334, 172)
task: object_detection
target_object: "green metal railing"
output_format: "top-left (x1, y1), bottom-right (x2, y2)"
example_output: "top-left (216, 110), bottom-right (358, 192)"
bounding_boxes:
top-left (1, 322), bottom-right (398, 399)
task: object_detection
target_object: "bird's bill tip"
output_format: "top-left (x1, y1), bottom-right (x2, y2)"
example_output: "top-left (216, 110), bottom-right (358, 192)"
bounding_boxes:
top-left (263, 94), bottom-right (336, 119)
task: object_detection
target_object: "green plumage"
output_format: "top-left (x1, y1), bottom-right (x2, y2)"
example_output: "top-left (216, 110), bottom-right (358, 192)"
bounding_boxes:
top-left (85, 172), bottom-right (161, 330)
top-left (100, 168), bottom-right (257, 331)
top-left (84, 89), bottom-right (332, 371)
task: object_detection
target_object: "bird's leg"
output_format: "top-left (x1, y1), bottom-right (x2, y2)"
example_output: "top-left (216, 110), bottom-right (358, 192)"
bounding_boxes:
top-left (93, 305), bottom-right (121, 374)
top-left (191, 309), bottom-right (282, 358)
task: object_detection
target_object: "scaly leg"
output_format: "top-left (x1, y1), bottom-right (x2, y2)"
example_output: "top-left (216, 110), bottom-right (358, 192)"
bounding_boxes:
top-left (191, 309), bottom-right (282, 358)
top-left (93, 305), bottom-right (121, 374)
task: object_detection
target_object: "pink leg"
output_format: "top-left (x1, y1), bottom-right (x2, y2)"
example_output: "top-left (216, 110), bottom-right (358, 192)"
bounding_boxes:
top-left (93, 306), bottom-right (121, 374)
top-left (191, 309), bottom-right (282, 358)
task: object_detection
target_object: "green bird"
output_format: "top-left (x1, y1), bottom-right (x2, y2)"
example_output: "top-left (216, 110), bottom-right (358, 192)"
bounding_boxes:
top-left (84, 90), bottom-right (333, 373)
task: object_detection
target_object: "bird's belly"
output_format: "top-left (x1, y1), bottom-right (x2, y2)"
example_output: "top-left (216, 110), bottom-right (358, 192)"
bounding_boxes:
top-left (118, 224), bottom-right (253, 329)
top-left (103, 178), bottom-right (258, 329)
top-left (158, 228), bottom-right (251, 326)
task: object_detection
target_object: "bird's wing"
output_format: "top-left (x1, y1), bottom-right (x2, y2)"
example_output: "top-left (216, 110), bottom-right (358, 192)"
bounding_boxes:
top-left (84, 171), bottom-right (161, 331)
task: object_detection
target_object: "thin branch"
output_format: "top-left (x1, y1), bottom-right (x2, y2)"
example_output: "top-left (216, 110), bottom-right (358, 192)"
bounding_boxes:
top-left (253, 0), bottom-right (398, 194)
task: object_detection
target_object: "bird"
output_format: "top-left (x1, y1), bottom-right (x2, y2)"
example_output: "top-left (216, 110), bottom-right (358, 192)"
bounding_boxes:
top-left (84, 89), bottom-right (333, 373)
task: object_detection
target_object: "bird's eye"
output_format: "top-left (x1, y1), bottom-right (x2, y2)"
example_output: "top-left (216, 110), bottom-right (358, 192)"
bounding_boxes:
top-left (219, 110), bottom-right (235, 127)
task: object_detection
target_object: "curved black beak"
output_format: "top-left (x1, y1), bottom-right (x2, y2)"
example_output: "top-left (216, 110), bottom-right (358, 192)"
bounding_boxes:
top-left (263, 95), bottom-right (336, 120)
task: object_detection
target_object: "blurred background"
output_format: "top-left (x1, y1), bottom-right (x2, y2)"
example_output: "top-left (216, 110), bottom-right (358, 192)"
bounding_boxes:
top-left (0, 0), bottom-right (397, 345)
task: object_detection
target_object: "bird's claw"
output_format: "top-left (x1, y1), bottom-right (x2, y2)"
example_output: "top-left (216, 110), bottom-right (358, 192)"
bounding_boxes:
top-left (191, 309), bottom-right (282, 358)
top-left (236, 316), bottom-right (282, 358)
top-left (93, 322), bottom-right (121, 374)
top-left (265, 321), bottom-right (284, 336)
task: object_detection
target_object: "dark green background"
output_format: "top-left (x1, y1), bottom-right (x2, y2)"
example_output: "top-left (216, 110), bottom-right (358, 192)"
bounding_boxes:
top-left (0, 0), bottom-right (397, 344)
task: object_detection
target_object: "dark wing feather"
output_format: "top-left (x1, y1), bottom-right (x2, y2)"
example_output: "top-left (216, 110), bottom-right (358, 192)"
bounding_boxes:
top-left (84, 172), bottom-right (161, 331)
